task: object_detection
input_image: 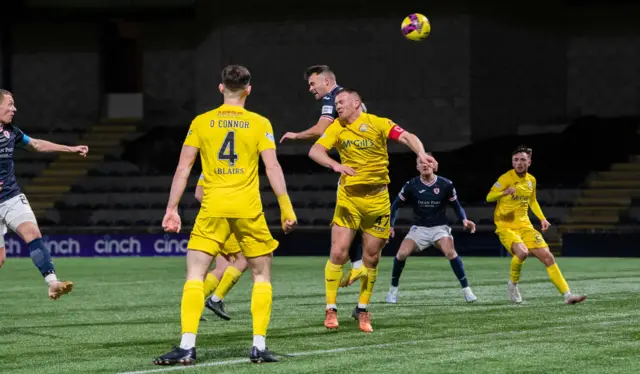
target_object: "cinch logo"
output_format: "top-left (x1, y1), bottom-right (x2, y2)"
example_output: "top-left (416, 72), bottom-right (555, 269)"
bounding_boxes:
top-left (94, 237), bottom-right (141, 254)
top-left (5, 238), bottom-right (22, 255)
top-left (154, 235), bottom-right (188, 254)
top-left (43, 238), bottom-right (81, 255)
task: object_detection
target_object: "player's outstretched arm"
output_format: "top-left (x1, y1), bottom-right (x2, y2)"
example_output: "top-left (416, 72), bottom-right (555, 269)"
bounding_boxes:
top-left (394, 131), bottom-right (438, 171)
top-left (529, 185), bottom-right (550, 231)
top-left (280, 117), bottom-right (333, 143)
top-left (163, 145), bottom-right (198, 233)
top-left (389, 195), bottom-right (404, 238)
top-left (260, 148), bottom-right (297, 233)
top-left (26, 138), bottom-right (88, 156)
top-left (486, 175), bottom-right (514, 202)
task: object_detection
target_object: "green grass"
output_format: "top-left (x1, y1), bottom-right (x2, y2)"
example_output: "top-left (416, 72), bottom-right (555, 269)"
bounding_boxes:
top-left (1, 256), bottom-right (639, 374)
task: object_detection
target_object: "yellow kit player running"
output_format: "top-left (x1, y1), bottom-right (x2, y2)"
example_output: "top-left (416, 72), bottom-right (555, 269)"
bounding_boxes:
top-left (194, 174), bottom-right (248, 321)
top-left (309, 88), bottom-right (437, 332)
top-left (154, 65), bottom-right (297, 366)
top-left (486, 145), bottom-right (586, 305)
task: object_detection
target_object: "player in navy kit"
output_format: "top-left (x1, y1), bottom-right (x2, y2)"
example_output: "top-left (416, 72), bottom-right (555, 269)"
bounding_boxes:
top-left (279, 65), bottom-right (365, 316)
top-left (386, 155), bottom-right (478, 304)
top-left (0, 89), bottom-right (88, 299)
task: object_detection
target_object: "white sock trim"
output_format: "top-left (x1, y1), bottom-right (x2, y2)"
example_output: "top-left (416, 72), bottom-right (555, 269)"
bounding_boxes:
top-left (253, 335), bottom-right (266, 351)
top-left (352, 260), bottom-right (363, 269)
top-left (180, 333), bottom-right (196, 350)
top-left (211, 295), bottom-right (222, 302)
top-left (45, 273), bottom-right (58, 286)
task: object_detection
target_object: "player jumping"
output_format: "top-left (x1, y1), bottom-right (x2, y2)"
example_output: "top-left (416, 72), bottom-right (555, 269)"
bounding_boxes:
top-left (195, 174), bottom-right (248, 321)
top-left (280, 65), bottom-right (365, 287)
top-left (309, 88), bottom-right (437, 332)
top-left (0, 89), bottom-right (88, 299)
top-left (154, 65), bottom-right (296, 366)
top-left (486, 145), bottom-right (586, 305)
top-left (386, 155), bottom-right (477, 304)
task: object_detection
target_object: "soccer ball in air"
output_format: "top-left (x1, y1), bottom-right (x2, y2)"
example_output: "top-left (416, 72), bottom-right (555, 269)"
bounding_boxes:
top-left (401, 13), bottom-right (431, 41)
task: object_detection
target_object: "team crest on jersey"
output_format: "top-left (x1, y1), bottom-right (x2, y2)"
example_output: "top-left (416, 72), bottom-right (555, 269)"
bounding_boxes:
top-left (433, 188), bottom-right (440, 194)
top-left (265, 132), bottom-right (274, 142)
top-left (527, 180), bottom-right (533, 188)
top-left (3, 131), bottom-right (9, 138)
top-left (359, 124), bottom-right (368, 132)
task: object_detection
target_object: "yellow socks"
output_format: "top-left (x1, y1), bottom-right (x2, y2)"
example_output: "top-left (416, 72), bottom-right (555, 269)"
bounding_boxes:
top-left (203, 273), bottom-right (220, 298)
top-left (251, 282), bottom-right (273, 336)
top-left (213, 266), bottom-right (243, 301)
top-left (325, 260), bottom-right (343, 308)
top-left (358, 267), bottom-right (378, 308)
top-left (510, 256), bottom-right (525, 283)
top-left (546, 263), bottom-right (570, 294)
top-left (180, 279), bottom-right (204, 335)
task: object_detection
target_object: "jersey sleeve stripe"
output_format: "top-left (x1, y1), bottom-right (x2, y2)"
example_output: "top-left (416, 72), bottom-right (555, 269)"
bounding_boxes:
top-left (398, 193), bottom-right (406, 201)
top-left (449, 196), bottom-right (457, 201)
top-left (320, 115), bottom-right (335, 121)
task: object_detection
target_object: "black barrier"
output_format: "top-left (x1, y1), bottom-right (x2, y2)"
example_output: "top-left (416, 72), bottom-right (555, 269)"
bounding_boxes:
top-left (563, 233), bottom-right (640, 257)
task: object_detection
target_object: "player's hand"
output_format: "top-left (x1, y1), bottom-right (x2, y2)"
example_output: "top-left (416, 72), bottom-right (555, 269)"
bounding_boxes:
top-left (282, 219), bottom-right (297, 234)
top-left (503, 187), bottom-right (516, 196)
top-left (72, 145), bottom-right (89, 157)
top-left (541, 219), bottom-right (551, 232)
top-left (418, 152), bottom-right (438, 172)
top-left (279, 132), bottom-right (299, 143)
top-left (0, 246), bottom-right (5, 268)
top-left (162, 210), bottom-right (182, 233)
top-left (390, 227), bottom-right (395, 238)
top-left (332, 164), bottom-right (356, 176)
top-left (463, 219), bottom-right (476, 234)
top-left (0, 181), bottom-right (3, 192)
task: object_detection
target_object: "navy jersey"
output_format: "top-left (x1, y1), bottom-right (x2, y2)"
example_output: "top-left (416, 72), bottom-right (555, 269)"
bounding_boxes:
top-left (319, 85), bottom-right (367, 122)
top-left (391, 175), bottom-right (467, 228)
top-left (0, 125), bottom-right (31, 203)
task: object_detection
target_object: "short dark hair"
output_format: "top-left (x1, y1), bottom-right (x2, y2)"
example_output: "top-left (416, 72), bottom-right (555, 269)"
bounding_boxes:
top-left (512, 145), bottom-right (532, 157)
top-left (221, 65), bottom-right (251, 91)
top-left (0, 89), bottom-right (12, 105)
top-left (304, 65), bottom-right (334, 80)
top-left (336, 87), bottom-right (362, 101)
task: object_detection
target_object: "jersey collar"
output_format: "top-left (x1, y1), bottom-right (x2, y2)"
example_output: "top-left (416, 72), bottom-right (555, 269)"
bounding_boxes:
top-left (420, 175), bottom-right (438, 187)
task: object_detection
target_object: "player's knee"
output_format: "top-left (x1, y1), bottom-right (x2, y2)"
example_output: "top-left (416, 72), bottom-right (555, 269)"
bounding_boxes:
top-left (247, 254), bottom-right (272, 283)
top-left (16, 221), bottom-right (41, 243)
top-left (437, 238), bottom-right (457, 259)
top-left (234, 255), bottom-right (249, 272)
top-left (329, 245), bottom-right (349, 264)
top-left (536, 248), bottom-right (555, 266)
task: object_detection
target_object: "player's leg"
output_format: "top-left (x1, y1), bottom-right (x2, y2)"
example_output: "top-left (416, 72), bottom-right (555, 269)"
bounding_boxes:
top-left (325, 223), bottom-right (357, 328)
top-left (525, 230), bottom-right (587, 305)
top-left (206, 236), bottom-right (246, 320)
top-left (204, 255), bottom-right (228, 297)
top-left (7, 194), bottom-right (72, 299)
top-left (357, 191), bottom-right (392, 332)
top-left (498, 229), bottom-right (528, 303)
top-left (232, 214), bottom-right (280, 363)
top-left (340, 233), bottom-right (365, 287)
top-left (153, 217), bottom-right (226, 366)
top-left (386, 232), bottom-right (420, 304)
top-left (433, 227), bottom-right (476, 303)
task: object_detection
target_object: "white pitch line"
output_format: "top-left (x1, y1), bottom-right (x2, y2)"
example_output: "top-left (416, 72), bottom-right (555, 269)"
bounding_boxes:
top-left (119, 318), bottom-right (628, 374)
top-left (117, 339), bottom-right (429, 374)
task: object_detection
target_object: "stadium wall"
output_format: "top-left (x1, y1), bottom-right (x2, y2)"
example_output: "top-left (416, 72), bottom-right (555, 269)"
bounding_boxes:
top-left (11, 22), bottom-right (100, 130)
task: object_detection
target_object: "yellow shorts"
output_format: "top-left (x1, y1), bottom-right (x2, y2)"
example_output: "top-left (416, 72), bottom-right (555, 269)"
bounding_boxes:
top-left (497, 226), bottom-right (548, 254)
top-left (332, 185), bottom-right (390, 240)
top-left (188, 212), bottom-right (278, 258)
top-left (220, 234), bottom-right (241, 256)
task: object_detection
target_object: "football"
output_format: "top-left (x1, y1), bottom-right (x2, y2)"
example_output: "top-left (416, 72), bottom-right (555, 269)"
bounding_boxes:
top-left (401, 13), bottom-right (431, 41)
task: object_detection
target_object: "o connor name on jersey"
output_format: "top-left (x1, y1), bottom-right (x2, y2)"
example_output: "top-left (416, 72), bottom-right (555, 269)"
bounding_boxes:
top-left (212, 120), bottom-right (250, 128)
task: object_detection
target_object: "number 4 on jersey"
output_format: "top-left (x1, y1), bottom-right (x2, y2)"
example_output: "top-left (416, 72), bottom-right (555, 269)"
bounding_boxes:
top-left (218, 131), bottom-right (238, 166)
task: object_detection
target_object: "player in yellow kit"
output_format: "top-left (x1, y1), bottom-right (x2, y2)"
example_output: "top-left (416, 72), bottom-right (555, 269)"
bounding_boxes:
top-left (154, 65), bottom-right (297, 366)
top-left (486, 145), bottom-right (586, 305)
top-left (194, 174), bottom-right (248, 321)
top-left (309, 88), bottom-right (437, 332)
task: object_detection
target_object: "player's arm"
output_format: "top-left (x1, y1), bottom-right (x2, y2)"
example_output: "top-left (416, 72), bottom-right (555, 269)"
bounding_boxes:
top-left (390, 182), bottom-right (411, 228)
top-left (448, 183), bottom-right (476, 233)
top-left (23, 133), bottom-right (88, 156)
top-left (308, 125), bottom-right (355, 175)
top-left (260, 120), bottom-right (297, 233)
top-left (167, 145), bottom-right (198, 212)
top-left (486, 175), bottom-right (513, 202)
top-left (384, 121), bottom-right (438, 170)
top-left (529, 180), bottom-right (549, 230)
top-left (280, 117), bottom-right (333, 142)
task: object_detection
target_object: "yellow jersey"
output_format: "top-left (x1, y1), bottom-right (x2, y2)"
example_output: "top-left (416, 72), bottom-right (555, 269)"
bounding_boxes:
top-left (183, 104), bottom-right (276, 218)
top-left (488, 169), bottom-right (545, 230)
top-left (315, 112), bottom-right (402, 187)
